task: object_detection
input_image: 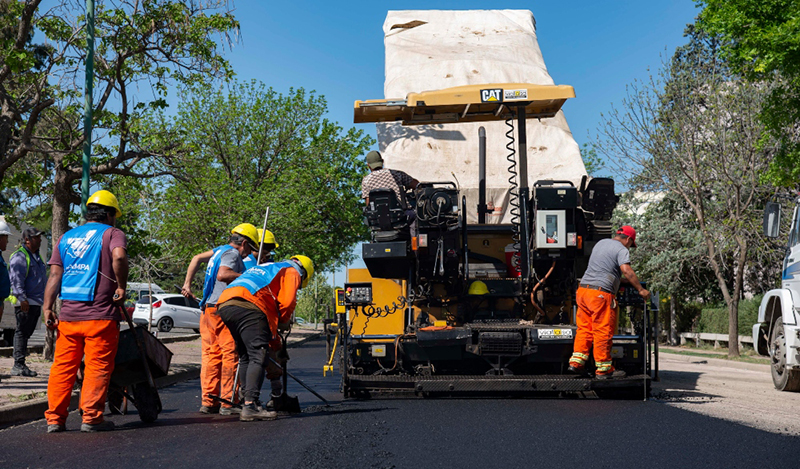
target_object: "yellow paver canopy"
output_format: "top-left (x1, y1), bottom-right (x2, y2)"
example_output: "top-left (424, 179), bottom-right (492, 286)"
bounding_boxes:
top-left (354, 83), bottom-right (575, 125)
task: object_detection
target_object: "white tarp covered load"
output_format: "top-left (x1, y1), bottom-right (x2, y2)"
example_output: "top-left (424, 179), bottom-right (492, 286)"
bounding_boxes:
top-left (377, 10), bottom-right (587, 224)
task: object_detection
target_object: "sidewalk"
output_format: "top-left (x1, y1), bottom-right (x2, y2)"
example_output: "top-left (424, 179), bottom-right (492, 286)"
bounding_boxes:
top-left (0, 326), bottom-right (322, 427)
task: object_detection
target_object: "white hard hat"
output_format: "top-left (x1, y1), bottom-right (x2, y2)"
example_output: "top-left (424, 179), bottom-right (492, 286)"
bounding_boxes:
top-left (0, 219), bottom-right (11, 235)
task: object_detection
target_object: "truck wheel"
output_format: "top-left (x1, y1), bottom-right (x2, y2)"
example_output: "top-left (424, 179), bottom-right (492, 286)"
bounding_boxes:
top-left (157, 316), bottom-right (173, 333)
top-left (769, 317), bottom-right (800, 392)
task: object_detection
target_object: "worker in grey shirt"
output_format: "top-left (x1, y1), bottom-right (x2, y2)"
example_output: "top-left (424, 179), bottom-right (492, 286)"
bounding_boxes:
top-left (181, 223), bottom-right (259, 415)
top-left (569, 226), bottom-right (650, 378)
top-left (9, 228), bottom-right (47, 377)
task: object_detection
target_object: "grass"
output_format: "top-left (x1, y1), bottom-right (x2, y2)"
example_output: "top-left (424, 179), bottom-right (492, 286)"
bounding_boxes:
top-left (8, 391), bottom-right (47, 403)
top-left (660, 348), bottom-right (770, 364)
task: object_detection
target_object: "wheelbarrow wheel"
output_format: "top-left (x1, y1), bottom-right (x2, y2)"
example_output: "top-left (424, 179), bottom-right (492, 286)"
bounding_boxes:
top-left (132, 383), bottom-right (161, 423)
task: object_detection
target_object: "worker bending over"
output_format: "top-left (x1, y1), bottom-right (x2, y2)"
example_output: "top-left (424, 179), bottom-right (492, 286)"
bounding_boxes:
top-left (240, 228), bottom-right (285, 400)
top-left (215, 255), bottom-right (313, 421)
top-left (243, 229), bottom-right (279, 270)
top-left (569, 226), bottom-right (650, 379)
top-left (181, 223), bottom-right (259, 415)
top-left (44, 190), bottom-right (128, 433)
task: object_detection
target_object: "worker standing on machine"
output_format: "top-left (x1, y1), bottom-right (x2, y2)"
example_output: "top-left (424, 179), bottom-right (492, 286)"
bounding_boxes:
top-left (568, 226), bottom-right (650, 379)
top-left (243, 229), bottom-right (279, 270)
top-left (215, 255), bottom-right (313, 421)
top-left (181, 223), bottom-right (259, 415)
top-left (43, 190), bottom-right (128, 433)
top-left (361, 151), bottom-right (419, 210)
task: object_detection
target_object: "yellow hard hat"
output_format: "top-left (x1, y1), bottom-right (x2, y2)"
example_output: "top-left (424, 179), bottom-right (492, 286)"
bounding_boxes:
top-left (468, 280), bottom-right (489, 295)
top-left (87, 190), bottom-right (122, 217)
top-left (257, 228), bottom-right (279, 247)
top-left (291, 255), bottom-right (314, 288)
top-left (231, 223), bottom-right (259, 246)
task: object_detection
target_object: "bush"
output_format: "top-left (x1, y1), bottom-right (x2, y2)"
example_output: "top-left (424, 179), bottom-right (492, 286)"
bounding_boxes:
top-left (696, 296), bottom-right (761, 335)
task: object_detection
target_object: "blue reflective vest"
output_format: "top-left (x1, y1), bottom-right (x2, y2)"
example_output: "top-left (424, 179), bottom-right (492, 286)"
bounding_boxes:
top-left (243, 254), bottom-right (257, 270)
top-left (58, 223), bottom-right (112, 301)
top-left (200, 244), bottom-right (236, 308)
top-left (227, 261), bottom-right (294, 295)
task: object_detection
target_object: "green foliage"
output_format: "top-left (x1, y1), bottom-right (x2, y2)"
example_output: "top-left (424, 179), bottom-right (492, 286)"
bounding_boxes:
top-left (579, 143), bottom-right (605, 176)
top-left (697, 296), bottom-right (762, 336)
top-left (599, 25), bottom-right (780, 352)
top-left (294, 275), bottom-right (335, 322)
top-left (698, 0), bottom-right (800, 186)
top-left (154, 80), bottom-right (373, 275)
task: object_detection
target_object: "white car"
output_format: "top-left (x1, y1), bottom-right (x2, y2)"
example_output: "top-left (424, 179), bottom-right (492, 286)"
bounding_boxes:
top-left (132, 293), bottom-right (201, 333)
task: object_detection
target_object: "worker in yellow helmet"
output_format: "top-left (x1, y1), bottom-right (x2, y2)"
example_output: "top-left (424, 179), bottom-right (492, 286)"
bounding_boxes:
top-left (216, 255), bottom-right (313, 420)
top-left (44, 189), bottom-right (127, 433)
top-left (243, 229), bottom-right (279, 270)
top-left (181, 223), bottom-right (258, 415)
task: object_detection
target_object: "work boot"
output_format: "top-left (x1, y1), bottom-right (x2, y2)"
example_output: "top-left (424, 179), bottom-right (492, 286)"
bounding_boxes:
top-left (10, 365), bottom-right (38, 377)
top-left (265, 394), bottom-right (279, 411)
top-left (81, 420), bottom-right (115, 432)
top-left (199, 405), bottom-right (220, 414)
top-left (595, 369), bottom-right (627, 380)
top-left (240, 402), bottom-right (277, 422)
top-left (567, 365), bottom-right (589, 377)
top-left (47, 423), bottom-right (66, 433)
top-left (219, 406), bottom-right (241, 415)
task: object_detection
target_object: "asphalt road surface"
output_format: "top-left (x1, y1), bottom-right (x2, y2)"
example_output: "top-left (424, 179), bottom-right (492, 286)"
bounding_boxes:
top-left (1, 339), bottom-right (798, 469)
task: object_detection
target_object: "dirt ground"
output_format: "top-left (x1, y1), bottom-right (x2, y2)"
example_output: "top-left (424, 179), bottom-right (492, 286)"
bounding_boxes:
top-left (653, 353), bottom-right (800, 436)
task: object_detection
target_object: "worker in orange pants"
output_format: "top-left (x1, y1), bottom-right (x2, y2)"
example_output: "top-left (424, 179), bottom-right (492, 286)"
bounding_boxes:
top-left (182, 223), bottom-right (258, 414)
top-left (571, 287), bottom-right (618, 375)
top-left (569, 226), bottom-right (649, 378)
top-left (43, 190), bottom-right (128, 433)
top-left (45, 320), bottom-right (119, 426)
top-left (200, 304), bottom-right (238, 409)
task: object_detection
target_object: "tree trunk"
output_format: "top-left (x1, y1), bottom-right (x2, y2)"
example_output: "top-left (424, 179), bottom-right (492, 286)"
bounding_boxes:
top-left (728, 298), bottom-right (740, 357)
top-left (670, 295), bottom-right (677, 346)
top-left (44, 168), bottom-right (77, 361)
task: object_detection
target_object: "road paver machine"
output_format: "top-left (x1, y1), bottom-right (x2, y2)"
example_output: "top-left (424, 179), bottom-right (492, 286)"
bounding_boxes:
top-left (327, 83), bottom-right (658, 398)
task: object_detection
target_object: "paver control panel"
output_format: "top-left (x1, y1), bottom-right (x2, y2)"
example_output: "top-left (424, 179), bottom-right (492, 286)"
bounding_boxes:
top-left (343, 282), bottom-right (372, 306)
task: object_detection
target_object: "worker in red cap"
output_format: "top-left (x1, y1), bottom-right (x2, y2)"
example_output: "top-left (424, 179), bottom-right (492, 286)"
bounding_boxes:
top-left (569, 225), bottom-right (650, 378)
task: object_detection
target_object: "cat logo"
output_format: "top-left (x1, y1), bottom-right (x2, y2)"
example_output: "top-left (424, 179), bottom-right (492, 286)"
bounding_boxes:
top-left (480, 89), bottom-right (503, 103)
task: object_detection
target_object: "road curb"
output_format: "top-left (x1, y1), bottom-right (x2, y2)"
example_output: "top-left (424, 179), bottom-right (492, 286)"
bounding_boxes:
top-left (0, 344), bottom-right (43, 358)
top-left (660, 350), bottom-right (771, 372)
top-left (159, 334), bottom-right (200, 344)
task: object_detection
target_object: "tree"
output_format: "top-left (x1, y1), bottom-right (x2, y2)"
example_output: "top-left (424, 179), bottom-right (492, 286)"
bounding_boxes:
top-left (598, 28), bottom-right (777, 356)
top-left (580, 142), bottom-right (605, 177)
top-left (154, 80), bottom-right (373, 286)
top-left (2, 0), bottom-right (239, 358)
top-left (2, 0), bottom-right (239, 241)
top-left (294, 274), bottom-right (335, 324)
top-left (698, 0), bottom-right (800, 185)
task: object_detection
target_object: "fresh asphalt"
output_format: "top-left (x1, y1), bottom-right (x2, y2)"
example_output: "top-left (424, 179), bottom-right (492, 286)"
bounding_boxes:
top-left (1, 338), bottom-right (797, 468)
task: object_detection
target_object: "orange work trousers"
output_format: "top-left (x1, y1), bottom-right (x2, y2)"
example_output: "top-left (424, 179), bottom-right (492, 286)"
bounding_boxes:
top-left (45, 319), bottom-right (119, 425)
top-left (200, 305), bottom-right (238, 407)
top-left (570, 287), bottom-right (618, 374)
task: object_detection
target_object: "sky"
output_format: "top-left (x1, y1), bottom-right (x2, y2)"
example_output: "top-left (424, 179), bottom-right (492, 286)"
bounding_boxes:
top-left (222, 1), bottom-right (700, 151)
top-left (209, 1), bottom-right (701, 284)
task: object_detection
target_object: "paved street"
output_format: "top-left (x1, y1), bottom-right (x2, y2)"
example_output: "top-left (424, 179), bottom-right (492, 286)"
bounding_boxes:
top-left (1, 338), bottom-right (798, 469)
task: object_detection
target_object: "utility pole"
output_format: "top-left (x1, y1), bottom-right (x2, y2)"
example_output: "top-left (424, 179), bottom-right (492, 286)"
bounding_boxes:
top-left (48, 0), bottom-right (95, 362)
top-left (80, 0), bottom-right (96, 218)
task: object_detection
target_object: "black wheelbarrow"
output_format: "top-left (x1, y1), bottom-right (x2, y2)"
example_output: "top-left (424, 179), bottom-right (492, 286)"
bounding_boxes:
top-left (107, 306), bottom-right (173, 423)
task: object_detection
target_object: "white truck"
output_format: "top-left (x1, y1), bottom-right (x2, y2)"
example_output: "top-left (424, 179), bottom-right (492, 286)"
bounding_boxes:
top-left (755, 201), bottom-right (800, 391)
